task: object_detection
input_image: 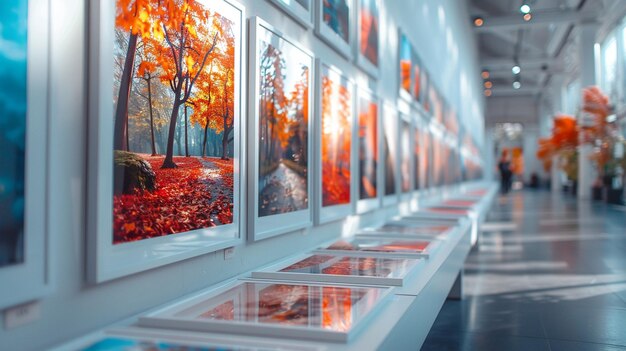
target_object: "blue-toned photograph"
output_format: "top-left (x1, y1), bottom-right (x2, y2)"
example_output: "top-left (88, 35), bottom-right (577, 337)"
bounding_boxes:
top-left (323, 0), bottom-right (350, 43)
top-left (82, 337), bottom-right (247, 351)
top-left (0, 0), bottom-right (27, 268)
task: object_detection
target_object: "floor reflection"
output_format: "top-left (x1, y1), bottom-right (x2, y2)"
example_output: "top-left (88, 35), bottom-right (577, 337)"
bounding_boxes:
top-left (421, 190), bottom-right (626, 351)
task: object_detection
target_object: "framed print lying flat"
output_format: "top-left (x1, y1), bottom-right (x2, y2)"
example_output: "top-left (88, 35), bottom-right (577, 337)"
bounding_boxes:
top-left (267, 0), bottom-right (314, 28)
top-left (441, 199), bottom-right (479, 207)
top-left (355, 0), bottom-right (379, 77)
top-left (88, 0), bottom-right (245, 283)
top-left (53, 326), bottom-right (323, 351)
top-left (381, 102), bottom-right (398, 206)
top-left (315, 61), bottom-right (354, 224)
top-left (315, 0), bottom-right (352, 58)
top-left (252, 254), bottom-right (420, 286)
top-left (315, 237), bottom-right (432, 258)
top-left (0, 0), bottom-right (51, 309)
top-left (355, 88), bottom-right (380, 213)
top-left (248, 17), bottom-right (314, 240)
top-left (356, 224), bottom-right (454, 240)
top-left (139, 279), bottom-right (390, 343)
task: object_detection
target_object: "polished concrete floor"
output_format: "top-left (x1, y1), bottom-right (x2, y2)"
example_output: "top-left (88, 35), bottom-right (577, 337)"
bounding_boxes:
top-left (421, 190), bottom-right (626, 351)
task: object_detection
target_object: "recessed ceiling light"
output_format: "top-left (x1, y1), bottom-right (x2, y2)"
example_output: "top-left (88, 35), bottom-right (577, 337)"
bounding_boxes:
top-left (481, 70), bottom-right (490, 79)
top-left (512, 65), bottom-right (521, 74)
top-left (484, 89), bottom-right (492, 97)
top-left (474, 17), bottom-right (484, 27)
top-left (523, 13), bottom-right (532, 21)
top-left (520, 4), bottom-right (531, 14)
top-left (484, 81), bottom-right (493, 89)
top-left (512, 81), bottom-right (521, 89)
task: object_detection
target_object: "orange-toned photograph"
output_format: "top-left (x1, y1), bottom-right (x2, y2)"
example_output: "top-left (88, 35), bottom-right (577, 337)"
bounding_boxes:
top-left (359, 0), bottom-right (379, 66)
top-left (321, 65), bottom-right (352, 207)
top-left (111, 0), bottom-right (237, 244)
top-left (399, 33), bottom-right (412, 95)
top-left (358, 95), bottom-right (378, 200)
top-left (400, 119), bottom-right (412, 192)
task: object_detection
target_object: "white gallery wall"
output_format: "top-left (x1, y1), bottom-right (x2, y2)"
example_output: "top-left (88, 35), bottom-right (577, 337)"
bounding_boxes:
top-left (0, 0), bottom-right (484, 349)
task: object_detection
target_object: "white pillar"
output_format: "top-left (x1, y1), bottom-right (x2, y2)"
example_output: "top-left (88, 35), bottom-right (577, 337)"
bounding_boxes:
top-left (523, 124), bottom-right (540, 184)
top-left (578, 22), bottom-right (599, 200)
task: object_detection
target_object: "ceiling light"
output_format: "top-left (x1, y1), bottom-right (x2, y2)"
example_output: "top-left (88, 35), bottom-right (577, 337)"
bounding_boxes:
top-left (520, 4), bottom-right (531, 14)
top-left (481, 70), bottom-right (490, 79)
top-left (512, 81), bottom-right (521, 89)
top-left (484, 89), bottom-right (492, 97)
top-left (484, 81), bottom-right (493, 89)
top-left (512, 65), bottom-right (521, 74)
top-left (523, 13), bottom-right (532, 21)
top-left (474, 17), bottom-right (484, 27)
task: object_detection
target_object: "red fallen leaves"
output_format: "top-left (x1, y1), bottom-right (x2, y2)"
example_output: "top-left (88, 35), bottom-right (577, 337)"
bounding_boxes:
top-left (321, 165), bottom-right (350, 207)
top-left (113, 154), bottom-right (234, 244)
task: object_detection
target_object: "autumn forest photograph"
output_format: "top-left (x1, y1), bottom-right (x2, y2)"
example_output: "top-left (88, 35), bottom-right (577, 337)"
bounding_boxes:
top-left (321, 65), bottom-right (352, 207)
top-left (111, 0), bottom-right (238, 244)
top-left (358, 97), bottom-right (378, 200)
top-left (257, 30), bottom-right (311, 217)
top-left (359, 0), bottom-right (379, 66)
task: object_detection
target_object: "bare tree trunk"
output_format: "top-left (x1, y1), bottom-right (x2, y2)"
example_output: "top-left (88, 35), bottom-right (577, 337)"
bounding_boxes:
top-left (184, 105), bottom-right (189, 157)
top-left (202, 120), bottom-right (209, 157)
top-left (147, 75), bottom-right (157, 156)
top-left (114, 32), bottom-right (138, 151)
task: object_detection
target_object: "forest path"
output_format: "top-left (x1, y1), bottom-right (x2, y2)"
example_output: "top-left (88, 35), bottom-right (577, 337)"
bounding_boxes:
top-left (198, 157), bottom-right (233, 225)
top-left (259, 161), bottom-right (307, 216)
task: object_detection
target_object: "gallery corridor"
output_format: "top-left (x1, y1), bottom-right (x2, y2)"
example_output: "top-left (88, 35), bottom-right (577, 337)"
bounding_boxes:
top-left (422, 190), bottom-right (626, 351)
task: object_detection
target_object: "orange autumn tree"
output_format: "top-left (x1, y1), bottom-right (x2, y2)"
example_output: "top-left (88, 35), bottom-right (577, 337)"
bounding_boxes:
top-left (259, 43), bottom-right (288, 172)
top-left (537, 114), bottom-right (579, 175)
top-left (188, 21), bottom-right (235, 160)
top-left (154, 1), bottom-right (224, 168)
top-left (321, 74), bottom-right (352, 206)
top-left (115, 0), bottom-right (163, 152)
top-left (581, 87), bottom-right (615, 174)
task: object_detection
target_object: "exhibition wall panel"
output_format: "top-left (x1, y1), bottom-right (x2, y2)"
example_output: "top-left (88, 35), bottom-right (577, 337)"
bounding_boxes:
top-left (0, 0), bottom-right (484, 350)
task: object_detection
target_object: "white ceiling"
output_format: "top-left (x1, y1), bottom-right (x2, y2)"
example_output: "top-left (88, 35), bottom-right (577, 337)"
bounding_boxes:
top-left (470, 0), bottom-right (624, 126)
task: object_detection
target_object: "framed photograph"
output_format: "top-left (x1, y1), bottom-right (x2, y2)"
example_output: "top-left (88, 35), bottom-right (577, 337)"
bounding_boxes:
top-left (88, 0), bottom-right (245, 283)
top-left (355, 0), bottom-right (379, 78)
top-left (53, 326), bottom-right (325, 351)
top-left (249, 17), bottom-right (314, 240)
top-left (422, 127), bottom-right (433, 189)
top-left (0, 0), bottom-right (51, 309)
top-left (355, 88), bottom-right (380, 213)
top-left (381, 102), bottom-right (398, 206)
top-left (413, 117), bottom-right (422, 192)
top-left (399, 113), bottom-right (413, 195)
top-left (139, 279), bottom-right (390, 343)
top-left (315, 61), bottom-right (354, 224)
top-left (398, 30), bottom-right (412, 102)
top-left (252, 253), bottom-right (420, 286)
top-left (315, 0), bottom-right (352, 59)
top-left (356, 223), bottom-right (454, 240)
top-left (412, 48), bottom-right (423, 104)
top-left (315, 237), bottom-right (433, 258)
top-left (421, 70), bottom-right (430, 112)
top-left (267, 0), bottom-right (314, 28)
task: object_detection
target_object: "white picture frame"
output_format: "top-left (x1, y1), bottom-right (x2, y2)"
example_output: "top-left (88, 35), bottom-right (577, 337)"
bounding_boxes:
top-left (248, 17), bottom-right (314, 241)
top-left (252, 253), bottom-right (421, 286)
top-left (398, 111), bottom-right (414, 202)
top-left (355, 0), bottom-right (379, 78)
top-left (355, 87), bottom-right (381, 214)
top-left (138, 279), bottom-right (391, 343)
top-left (315, 0), bottom-right (353, 59)
top-left (314, 236), bottom-right (435, 258)
top-left (0, 0), bottom-right (51, 309)
top-left (315, 60), bottom-right (354, 225)
top-left (381, 101), bottom-right (399, 207)
top-left (267, 0), bottom-right (314, 28)
top-left (397, 29), bottom-right (413, 103)
top-left (87, 0), bottom-right (246, 283)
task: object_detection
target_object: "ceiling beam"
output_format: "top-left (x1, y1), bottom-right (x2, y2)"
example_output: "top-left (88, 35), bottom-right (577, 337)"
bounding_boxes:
top-left (490, 87), bottom-right (541, 96)
top-left (481, 56), bottom-right (557, 68)
top-left (474, 10), bottom-right (585, 32)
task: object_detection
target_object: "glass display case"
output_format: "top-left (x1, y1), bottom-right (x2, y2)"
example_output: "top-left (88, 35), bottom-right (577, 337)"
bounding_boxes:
top-left (252, 254), bottom-right (421, 286)
top-left (139, 280), bottom-right (390, 343)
